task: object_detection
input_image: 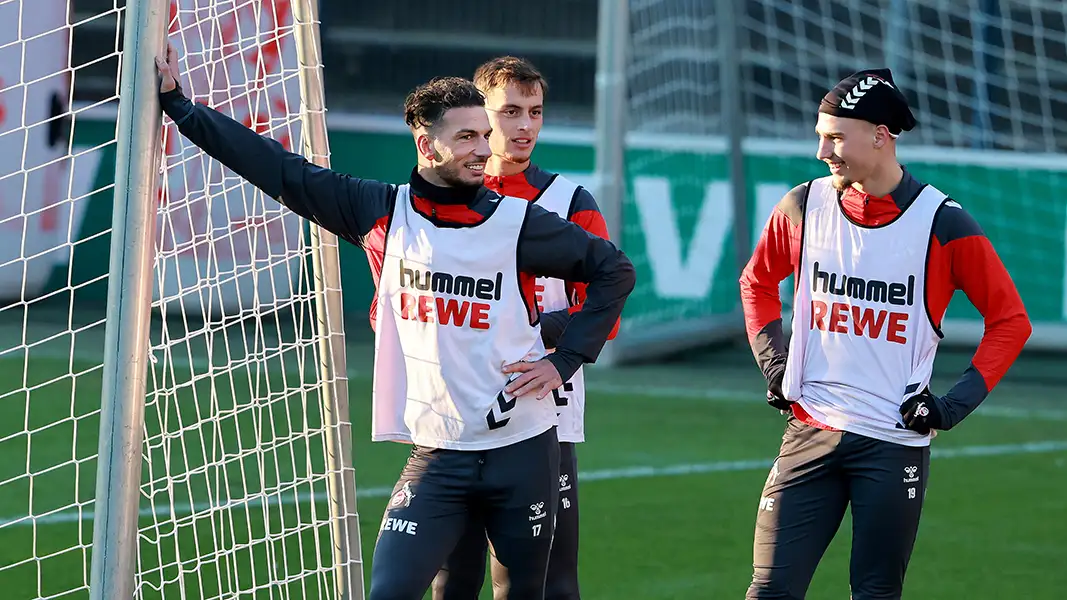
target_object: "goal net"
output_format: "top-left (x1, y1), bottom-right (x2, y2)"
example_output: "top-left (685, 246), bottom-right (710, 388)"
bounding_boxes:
top-left (607, 0), bottom-right (1067, 361)
top-left (0, 0), bottom-right (106, 597)
top-left (605, 0), bottom-right (748, 362)
top-left (0, 0), bottom-right (361, 598)
top-left (739, 0), bottom-right (1067, 349)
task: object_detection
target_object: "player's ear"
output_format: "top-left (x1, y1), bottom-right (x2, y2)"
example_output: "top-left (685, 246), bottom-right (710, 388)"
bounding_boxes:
top-left (872, 125), bottom-right (889, 149)
top-left (415, 132), bottom-right (436, 162)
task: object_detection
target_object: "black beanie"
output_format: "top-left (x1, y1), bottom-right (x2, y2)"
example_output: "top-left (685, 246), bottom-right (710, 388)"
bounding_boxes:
top-left (818, 68), bottom-right (917, 135)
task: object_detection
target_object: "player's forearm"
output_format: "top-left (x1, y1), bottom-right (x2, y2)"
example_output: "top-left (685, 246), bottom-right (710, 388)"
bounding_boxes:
top-left (749, 319), bottom-right (789, 383)
top-left (546, 255), bottom-right (634, 380)
top-left (538, 309), bottom-right (571, 349)
top-left (941, 310), bottom-right (1030, 427)
top-left (519, 207), bottom-right (635, 379)
top-left (940, 234), bottom-right (1032, 428)
top-left (159, 88), bottom-right (388, 245)
top-left (739, 215), bottom-right (795, 378)
top-left (939, 365), bottom-right (991, 428)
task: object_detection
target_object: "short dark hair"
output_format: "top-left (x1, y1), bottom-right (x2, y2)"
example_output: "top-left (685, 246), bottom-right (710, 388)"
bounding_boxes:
top-left (474, 56), bottom-right (548, 96)
top-left (403, 77), bottom-right (485, 130)
top-left (475, 56), bottom-right (550, 97)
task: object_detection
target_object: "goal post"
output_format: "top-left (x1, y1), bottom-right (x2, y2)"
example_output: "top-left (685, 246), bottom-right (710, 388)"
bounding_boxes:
top-left (590, 0), bottom-right (628, 365)
top-left (292, 0), bottom-right (363, 594)
top-left (593, 0), bottom-right (748, 364)
top-left (140, 0), bottom-right (363, 596)
top-left (89, 0), bottom-right (166, 598)
top-left (0, 0), bottom-right (362, 597)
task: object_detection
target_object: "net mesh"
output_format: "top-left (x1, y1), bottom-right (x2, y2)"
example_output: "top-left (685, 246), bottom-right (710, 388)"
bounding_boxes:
top-left (738, 0), bottom-right (1067, 329)
top-left (0, 0), bottom-right (114, 597)
top-left (621, 0), bottom-right (734, 336)
top-left (138, 0), bottom-right (342, 597)
top-left (0, 0), bottom-right (352, 598)
top-left (616, 0), bottom-right (1067, 353)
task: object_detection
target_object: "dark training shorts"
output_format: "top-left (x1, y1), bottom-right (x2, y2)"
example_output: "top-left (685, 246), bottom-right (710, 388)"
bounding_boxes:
top-left (432, 441), bottom-right (582, 600)
top-left (746, 415), bottom-right (931, 600)
top-left (368, 427), bottom-right (561, 600)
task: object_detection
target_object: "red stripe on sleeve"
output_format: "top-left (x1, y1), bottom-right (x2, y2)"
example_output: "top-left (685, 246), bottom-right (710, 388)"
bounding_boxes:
top-left (566, 208), bottom-right (620, 340)
top-left (364, 215), bottom-right (391, 332)
top-left (931, 235), bottom-right (1031, 391)
top-left (739, 208), bottom-right (801, 342)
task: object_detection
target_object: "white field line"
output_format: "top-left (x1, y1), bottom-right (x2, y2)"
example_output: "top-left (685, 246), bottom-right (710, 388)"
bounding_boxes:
top-left (2, 439), bottom-right (1065, 529)
top-left (581, 381), bottom-right (1067, 422)
top-left (4, 344), bottom-right (1067, 422)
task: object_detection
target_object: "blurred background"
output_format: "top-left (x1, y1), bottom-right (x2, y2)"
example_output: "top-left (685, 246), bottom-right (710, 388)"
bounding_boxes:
top-left (1, 1), bottom-right (1065, 599)
top-left (12, 0), bottom-right (1067, 356)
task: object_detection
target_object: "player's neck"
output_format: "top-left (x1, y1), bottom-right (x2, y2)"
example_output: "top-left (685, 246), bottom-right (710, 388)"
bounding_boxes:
top-left (417, 165), bottom-right (452, 187)
top-left (410, 167), bottom-right (480, 205)
top-left (485, 154), bottom-right (529, 177)
top-left (852, 163), bottom-right (903, 198)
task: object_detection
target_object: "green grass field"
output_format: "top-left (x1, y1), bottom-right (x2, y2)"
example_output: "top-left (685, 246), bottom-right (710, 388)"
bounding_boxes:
top-left (1, 319), bottom-right (1065, 599)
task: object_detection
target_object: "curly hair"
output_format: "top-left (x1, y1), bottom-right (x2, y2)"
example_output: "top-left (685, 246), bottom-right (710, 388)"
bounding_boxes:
top-left (403, 77), bottom-right (485, 130)
top-left (473, 56), bottom-right (548, 96)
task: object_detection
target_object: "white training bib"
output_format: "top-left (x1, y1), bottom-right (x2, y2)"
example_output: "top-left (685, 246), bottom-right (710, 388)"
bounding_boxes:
top-left (533, 174), bottom-right (588, 443)
top-left (783, 177), bottom-right (947, 446)
top-left (371, 185), bottom-right (557, 450)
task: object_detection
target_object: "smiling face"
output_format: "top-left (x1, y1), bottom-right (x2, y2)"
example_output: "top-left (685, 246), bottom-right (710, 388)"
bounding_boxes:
top-left (403, 76), bottom-right (490, 187)
top-left (815, 112), bottom-right (887, 191)
top-left (483, 81), bottom-right (544, 166)
top-left (417, 106), bottom-right (492, 186)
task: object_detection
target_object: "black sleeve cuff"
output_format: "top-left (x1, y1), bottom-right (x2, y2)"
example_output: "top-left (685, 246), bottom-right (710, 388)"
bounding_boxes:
top-left (752, 318), bottom-right (789, 382)
top-left (940, 363), bottom-right (990, 429)
top-left (538, 309), bottom-right (572, 349)
top-left (159, 87), bottom-right (194, 124)
top-left (546, 348), bottom-right (583, 383)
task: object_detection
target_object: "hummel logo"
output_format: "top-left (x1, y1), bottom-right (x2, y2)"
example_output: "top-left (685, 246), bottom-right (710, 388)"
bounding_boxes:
top-left (529, 501), bottom-right (548, 521)
top-left (838, 76), bottom-right (886, 110)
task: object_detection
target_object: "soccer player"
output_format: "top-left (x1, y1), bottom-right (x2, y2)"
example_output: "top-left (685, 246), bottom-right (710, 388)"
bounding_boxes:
top-left (430, 56), bottom-right (612, 600)
top-left (739, 68), bottom-right (1031, 600)
top-left (155, 45), bottom-right (635, 600)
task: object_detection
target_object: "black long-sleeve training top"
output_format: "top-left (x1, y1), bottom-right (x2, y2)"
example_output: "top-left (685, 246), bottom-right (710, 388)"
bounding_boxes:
top-left (159, 88), bottom-right (635, 381)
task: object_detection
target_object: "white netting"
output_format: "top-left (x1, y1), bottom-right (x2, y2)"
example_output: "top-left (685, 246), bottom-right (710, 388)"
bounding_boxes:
top-left (0, 0), bottom-right (115, 597)
top-left (614, 0), bottom-right (1067, 359)
top-left (739, 0), bottom-right (1067, 335)
top-left (619, 0), bottom-right (735, 342)
top-left (740, 0), bottom-right (1067, 152)
top-left (137, 0), bottom-right (350, 597)
top-left (0, 0), bottom-right (355, 598)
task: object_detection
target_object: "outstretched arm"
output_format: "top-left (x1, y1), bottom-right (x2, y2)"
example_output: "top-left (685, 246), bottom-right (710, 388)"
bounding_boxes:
top-left (155, 43), bottom-right (394, 246)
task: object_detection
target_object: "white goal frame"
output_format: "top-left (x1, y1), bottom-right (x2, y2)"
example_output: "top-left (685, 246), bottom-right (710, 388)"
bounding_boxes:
top-left (87, 1), bottom-right (362, 599)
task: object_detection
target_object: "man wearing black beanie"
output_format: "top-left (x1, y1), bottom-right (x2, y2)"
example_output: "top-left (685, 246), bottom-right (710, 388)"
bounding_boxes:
top-left (739, 68), bottom-right (1032, 599)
